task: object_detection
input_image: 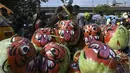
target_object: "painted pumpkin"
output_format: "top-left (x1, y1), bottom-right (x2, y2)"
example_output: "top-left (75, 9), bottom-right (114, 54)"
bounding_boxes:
top-left (78, 41), bottom-right (118, 73)
top-left (83, 24), bottom-right (104, 45)
top-left (7, 37), bottom-right (36, 73)
top-left (55, 20), bottom-right (80, 46)
top-left (31, 28), bottom-right (55, 52)
top-left (0, 36), bottom-right (25, 73)
top-left (104, 25), bottom-right (129, 50)
top-left (38, 42), bottom-right (70, 73)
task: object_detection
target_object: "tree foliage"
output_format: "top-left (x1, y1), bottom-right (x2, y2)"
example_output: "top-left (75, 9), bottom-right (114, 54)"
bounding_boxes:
top-left (1, 0), bottom-right (47, 15)
top-left (93, 4), bottom-right (114, 15)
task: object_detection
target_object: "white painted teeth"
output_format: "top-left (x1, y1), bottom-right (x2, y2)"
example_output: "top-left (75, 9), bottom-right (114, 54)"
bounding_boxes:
top-left (109, 49), bottom-right (116, 58)
top-left (42, 57), bottom-right (45, 63)
top-left (85, 37), bottom-right (88, 43)
top-left (35, 34), bottom-right (39, 39)
top-left (59, 30), bottom-right (61, 35)
top-left (48, 60), bottom-right (53, 68)
top-left (93, 49), bottom-right (98, 53)
top-left (48, 35), bottom-right (52, 41)
top-left (67, 30), bottom-right (69, 33)
top-left (59, 30), bottom-right (64, 38)
top-left (60, 36), bottom-right (64, 38)
top-left (28, 60), bottom-right (35, 71)
top-left (44, 34), bottom-right (47, 38)
top-left (94, 36), bottom-right (99, 39)
top-left (70, 30), bottom-right (74, 35)
top-left (90, 44), bottom-right (99, 49)
top-left (46, 50), bottom-right (53, 56)
top-left (90, 35), bottom-right (93, 39)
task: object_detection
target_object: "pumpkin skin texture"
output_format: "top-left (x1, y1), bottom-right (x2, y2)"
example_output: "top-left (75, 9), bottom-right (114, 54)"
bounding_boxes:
top-left (7, 37), bottom-right (37, 73)
top-left (83, 24), bottom-right (104, 44)
top-left (55, 20), bottom-right (80, 46)
top-left (0, 38), bottom-right (12, 73)
top-left (31, 28), bottom-right (55, 52)
top-left (104, 25), bottom-right (129, 50)
top-left (38, 42), bottom-right (70, 73)
top-left (78, 41), bottom-right (118, 73)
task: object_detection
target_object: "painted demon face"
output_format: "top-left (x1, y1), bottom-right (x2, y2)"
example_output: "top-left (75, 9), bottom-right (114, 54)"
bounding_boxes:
top-left (38, 42), bottom-right (70, 73)
top-left (7, 37), bottom-right (36, 73)
top-left (83, 24), bottom-right (103, 44)
top-left (78, 41), bottom-right (118, 73)
top-left (31, 28), bottom-right (55, 52)
top-left (55, 20), bottom-right (80, 46)
top-left (104, 25), bottom-right (129, 50)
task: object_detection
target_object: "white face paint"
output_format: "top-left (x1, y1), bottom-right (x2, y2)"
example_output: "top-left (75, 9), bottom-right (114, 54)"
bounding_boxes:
top-left (63, 0), bottom-right (73, 6)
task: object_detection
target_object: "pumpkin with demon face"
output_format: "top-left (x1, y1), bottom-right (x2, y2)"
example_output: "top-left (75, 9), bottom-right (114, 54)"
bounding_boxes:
top-left (78, 41), bottom-right (118, 73)
top-left (31, 28), bottom-right (56, 52)
top-left (104, 25), bottom-right (129, 50)
top-left (37, 42), bottom-right (70, 73)
top-left (83, 24), bottom-right (104, 45)
top-left (0, 36), bottom-right (25, 73)
top-left (7, 36), bottom-right (37, 73)
top-left (55, 20), bottom-right (80, 46)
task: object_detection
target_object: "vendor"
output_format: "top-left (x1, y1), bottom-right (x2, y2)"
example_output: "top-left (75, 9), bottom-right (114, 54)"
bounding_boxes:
top-left (46, 0), bottom-right (74, 27)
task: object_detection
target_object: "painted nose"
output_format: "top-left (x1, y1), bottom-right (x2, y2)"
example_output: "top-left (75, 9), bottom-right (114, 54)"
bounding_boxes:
top-left (64, 31), bottom-right (71, 42)
top-left (40, 37), bottom-right (47, 47)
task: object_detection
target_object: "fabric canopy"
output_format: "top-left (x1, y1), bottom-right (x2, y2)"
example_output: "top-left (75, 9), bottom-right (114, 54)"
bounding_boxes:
top-left (0, 3), bottom-right (13, 15)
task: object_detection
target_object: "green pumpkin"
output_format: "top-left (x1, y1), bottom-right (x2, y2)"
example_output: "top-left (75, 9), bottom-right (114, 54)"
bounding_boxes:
top-left (0, 38), bottom-right (12, 73)
top-left (58, 43), bottom-right (71, 73)
top-left (107, 25), bottom-right (129, 50)
top-left (79, 50), bottom-right (116, 73)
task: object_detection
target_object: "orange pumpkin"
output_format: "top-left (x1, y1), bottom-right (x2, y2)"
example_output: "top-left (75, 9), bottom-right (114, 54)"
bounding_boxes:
top-left (7, 36), bottom-right (36, 73)
top-left (31, 28), bottom-right (56, 52)
top-left (38, 42), bottom-right (70, 73)
top-left (78, 41), bottom-right (118, 73)
top-left (55, 20), bottom-right (80, 46)
top-left (83, 24), bottom-right (104, 45)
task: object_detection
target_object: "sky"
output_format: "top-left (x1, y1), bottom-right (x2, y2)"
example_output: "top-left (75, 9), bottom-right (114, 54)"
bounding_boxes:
top-left (41, 0), bottom-right (130, 7)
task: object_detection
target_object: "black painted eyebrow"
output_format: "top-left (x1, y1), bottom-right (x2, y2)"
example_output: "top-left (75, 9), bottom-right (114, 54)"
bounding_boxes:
top-left (119, 27), bottom-right (125, 33)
